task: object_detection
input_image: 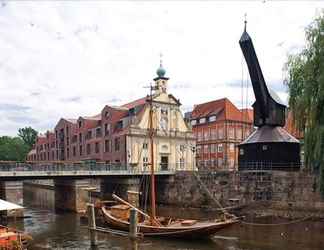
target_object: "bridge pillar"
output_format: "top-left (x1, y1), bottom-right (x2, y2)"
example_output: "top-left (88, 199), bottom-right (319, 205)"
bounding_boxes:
top-left (101, 177), bottom-right (141, 203)
top-left (54, 179), bottom-right (91, 213)
top-left (0, 181), bottom-right (24, 217)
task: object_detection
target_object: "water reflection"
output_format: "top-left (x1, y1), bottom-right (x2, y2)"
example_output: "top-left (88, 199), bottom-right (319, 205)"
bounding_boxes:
top-left (10, 185), bottom-right (324, 250)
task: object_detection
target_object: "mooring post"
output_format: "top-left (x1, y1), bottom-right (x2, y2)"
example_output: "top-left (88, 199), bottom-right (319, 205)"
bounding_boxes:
top-left (129, 208), bottom-right (138, 239)
top-left (129, 208), bottom-right (138, 250)
top-left (87, 203), bottom-right (97, 246)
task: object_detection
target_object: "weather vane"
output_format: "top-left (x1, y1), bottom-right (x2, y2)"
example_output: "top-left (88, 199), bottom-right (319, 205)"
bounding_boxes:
top-left (244, 13), bottom-right (247, 31)
top-left (159, 52), bottom-right (163, 67)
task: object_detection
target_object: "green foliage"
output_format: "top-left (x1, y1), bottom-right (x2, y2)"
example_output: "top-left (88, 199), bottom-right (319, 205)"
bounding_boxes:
top-left (286, 11), bottom-right (324, 197)
top-left (0, 136), bottom-right (30, 161)
top-left (17, 126), bottom-right (38, 149)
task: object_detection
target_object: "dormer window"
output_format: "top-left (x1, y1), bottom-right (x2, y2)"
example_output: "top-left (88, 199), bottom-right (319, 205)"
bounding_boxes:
top-left (209, 115), bottom-right (216, 122)
top-left (105, 111), bottom-right (110, 118)
top-left (78, 121), bottom-right (82, 128)
top-left (199, 118), bottom-right (206, 124)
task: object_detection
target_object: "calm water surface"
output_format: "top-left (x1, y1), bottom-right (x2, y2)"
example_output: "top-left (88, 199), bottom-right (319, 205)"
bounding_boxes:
top-left (9, 187), bottom-right (324, 250)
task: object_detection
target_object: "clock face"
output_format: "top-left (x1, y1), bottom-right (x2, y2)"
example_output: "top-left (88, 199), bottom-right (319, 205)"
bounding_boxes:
top-left (160, 117), bottom-right (168, 130)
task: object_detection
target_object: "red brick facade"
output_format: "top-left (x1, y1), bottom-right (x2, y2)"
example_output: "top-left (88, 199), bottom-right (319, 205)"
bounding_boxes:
top-left (26, 97), bottom-right (147, 165)
top-left (188, 98), bottom-right (254, 171)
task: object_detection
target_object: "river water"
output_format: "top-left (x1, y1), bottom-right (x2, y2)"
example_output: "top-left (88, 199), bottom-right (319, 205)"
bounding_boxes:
top-left (7, 186), bottom-right (324, 250)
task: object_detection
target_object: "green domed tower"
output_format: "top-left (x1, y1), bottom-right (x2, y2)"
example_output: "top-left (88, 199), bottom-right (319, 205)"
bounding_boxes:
top-left (153, 55), bottom-right (169, 94)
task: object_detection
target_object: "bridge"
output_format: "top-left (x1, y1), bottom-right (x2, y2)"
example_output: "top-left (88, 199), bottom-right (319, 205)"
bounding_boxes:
top-left (0, 162), bottom-right (176, 213)
top-left (0, 162), bottom-right (175, 181)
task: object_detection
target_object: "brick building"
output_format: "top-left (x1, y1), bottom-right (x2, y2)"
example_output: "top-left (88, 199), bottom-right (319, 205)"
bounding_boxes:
top-left (27, 65), bottom-right (196, 171)
top-left (186, 98), bottom-right (254, 170)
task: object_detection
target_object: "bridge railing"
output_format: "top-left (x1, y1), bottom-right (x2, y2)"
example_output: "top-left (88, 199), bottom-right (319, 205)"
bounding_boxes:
top-left (0, 162), bottom-right (176, 174)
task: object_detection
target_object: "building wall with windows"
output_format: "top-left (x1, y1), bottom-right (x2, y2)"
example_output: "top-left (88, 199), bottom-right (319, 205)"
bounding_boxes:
top-left (188, 98), bottom-right (254, 171)
top-left (27, 65), bottom-right (196, 171)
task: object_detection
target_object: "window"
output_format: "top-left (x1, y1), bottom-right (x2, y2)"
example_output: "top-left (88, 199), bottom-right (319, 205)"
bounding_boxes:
top-left (66, 126), bottom-right (69, 135)
top-left (218, 157), bottom-right (223, 167)
top-left (79, 133), bottom-right (82, 143)
top-left (229, 143), bottom-right (235, 152)
top-left (237, 128), bottom-right (242, 140)
top-left (143, 157), bottom-right (149, 167)
top-left (104, 123), bottom-right (110, 136)
top-left (95, 142), bottom-right (100, 153)
top-left (204, 129), bottom-right (209, 141)
top-left (229, 127), bottom-right (235, 139)
top-left (209, 115), bottom-right (216, 122)
top-left (86, 144), bottom-right (91, 155)
top-left (199, 117), bottom-right (206, 124)
top-left (191, 120), bottom-right (197, 126)
top-left (72, 135), bottom-right (77, 143)
top-left (67, 137), bottom-right (69, 146)
top-left (104, 139), bottom-right (110, 153)
top-left (86, 130), bottom-right (92, 140)
top-left (79, 145), bottom-right (83, 156)
top-left (161, 107), bottom-right (168, 115)
top-left (179, 157), bottom-right (185, 169)
top-left (73, 146), bottom-right (76, 157)
top-left (78, 121), bottom-right (82, 128)
top-left (240, 148), bottom-right (244, 155)
top-left (218, 144), bottom-right (223, 153)
top-left (96, 127), bottom-right (102, 137)
top-left (114, 137), bottom-right (120, 151)
top-left (211, 128), bottom-right (217, 140)
top-left (196, 145), bottom-right (202, 155)
top-left (197, 131), bottom-right (203, 142)
top-left (105, 111), bottom-right (110, 118)
top-left (67, 147), bottom-right (70, 158)
top-left (179, 145), bottom-right (185, 152)
top-left (204, 145), bottom-right (209, 154)
top-left (262, 145), bottom-right (268, 151)
top-left (218, 128), bottom-right (224, 139)
top-left (210, 144), bottom-right (215, 153)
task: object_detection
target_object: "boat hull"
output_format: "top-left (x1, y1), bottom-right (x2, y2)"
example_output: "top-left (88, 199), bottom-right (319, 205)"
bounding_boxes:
top-left (101, 207), bottom-right (238, 239)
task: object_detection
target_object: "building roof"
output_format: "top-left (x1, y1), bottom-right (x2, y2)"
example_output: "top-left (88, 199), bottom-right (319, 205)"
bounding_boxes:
top-left (240, 125), bottom-right (299, 145)
top-left (191, 98), bottom-right (253, 123)
top-left (122, 96), bottom-right (148, 109)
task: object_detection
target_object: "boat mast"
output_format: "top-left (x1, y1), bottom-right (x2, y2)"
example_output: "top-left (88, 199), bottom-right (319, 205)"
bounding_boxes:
top-left (149, 82), bottom-right (156, 224)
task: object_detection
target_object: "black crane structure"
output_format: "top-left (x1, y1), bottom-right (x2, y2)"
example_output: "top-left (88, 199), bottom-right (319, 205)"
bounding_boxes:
top-left (238, 23), bottom-right (301, 171)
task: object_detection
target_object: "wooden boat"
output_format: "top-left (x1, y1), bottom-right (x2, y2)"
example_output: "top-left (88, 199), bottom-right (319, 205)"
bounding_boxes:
top-left (101, 82), bottom-right (240, 238)
top-left (101, 202), bottom-right (238, 238)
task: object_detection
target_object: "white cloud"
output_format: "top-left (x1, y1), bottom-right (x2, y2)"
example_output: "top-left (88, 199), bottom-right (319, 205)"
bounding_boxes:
top-left (0, 1), bottom-right (323, 135)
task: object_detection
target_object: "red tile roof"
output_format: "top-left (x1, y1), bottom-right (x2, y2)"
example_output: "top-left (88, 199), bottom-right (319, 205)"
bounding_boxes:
top-left (122, 96), bottom-right (148, 109)
top-left (191, 98), bottom-right (253, 123)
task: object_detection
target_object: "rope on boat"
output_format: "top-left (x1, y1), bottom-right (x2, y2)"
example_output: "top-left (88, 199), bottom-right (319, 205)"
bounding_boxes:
top-left (240, 215), bottom-right (313, 226)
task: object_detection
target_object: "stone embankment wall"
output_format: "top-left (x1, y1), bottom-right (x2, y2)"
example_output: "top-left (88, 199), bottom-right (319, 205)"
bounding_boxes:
top-left (156, 170), bottom-right (324, 213)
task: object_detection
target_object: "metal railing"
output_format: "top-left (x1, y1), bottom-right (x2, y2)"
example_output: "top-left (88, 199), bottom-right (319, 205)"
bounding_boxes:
top-left (238, 161), bottom-right (302, 171)
top-left (0, 162), bottom-right (176, 174)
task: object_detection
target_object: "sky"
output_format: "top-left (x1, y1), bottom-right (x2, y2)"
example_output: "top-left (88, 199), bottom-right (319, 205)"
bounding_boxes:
top-left (0, 1), bottom-right (323, 136)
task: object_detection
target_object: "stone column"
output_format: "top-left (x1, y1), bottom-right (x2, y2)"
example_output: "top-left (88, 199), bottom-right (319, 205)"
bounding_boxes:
top-left (54, 179), bottom-right (91, 212)
top-left (101, 177), bottom-right (140, 204)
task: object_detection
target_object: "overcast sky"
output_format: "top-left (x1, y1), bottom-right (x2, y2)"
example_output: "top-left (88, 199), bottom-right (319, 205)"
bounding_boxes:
top-left (0, 1), bottom-right (323, 136)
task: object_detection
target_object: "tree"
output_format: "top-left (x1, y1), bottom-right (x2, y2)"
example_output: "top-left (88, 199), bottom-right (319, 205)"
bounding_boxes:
top-left (18, 127), bottom-right (38, 149)
top-left (0, 136), bottom-right (30, 161)
top-left (286, 11), bottom-right (324, 197)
